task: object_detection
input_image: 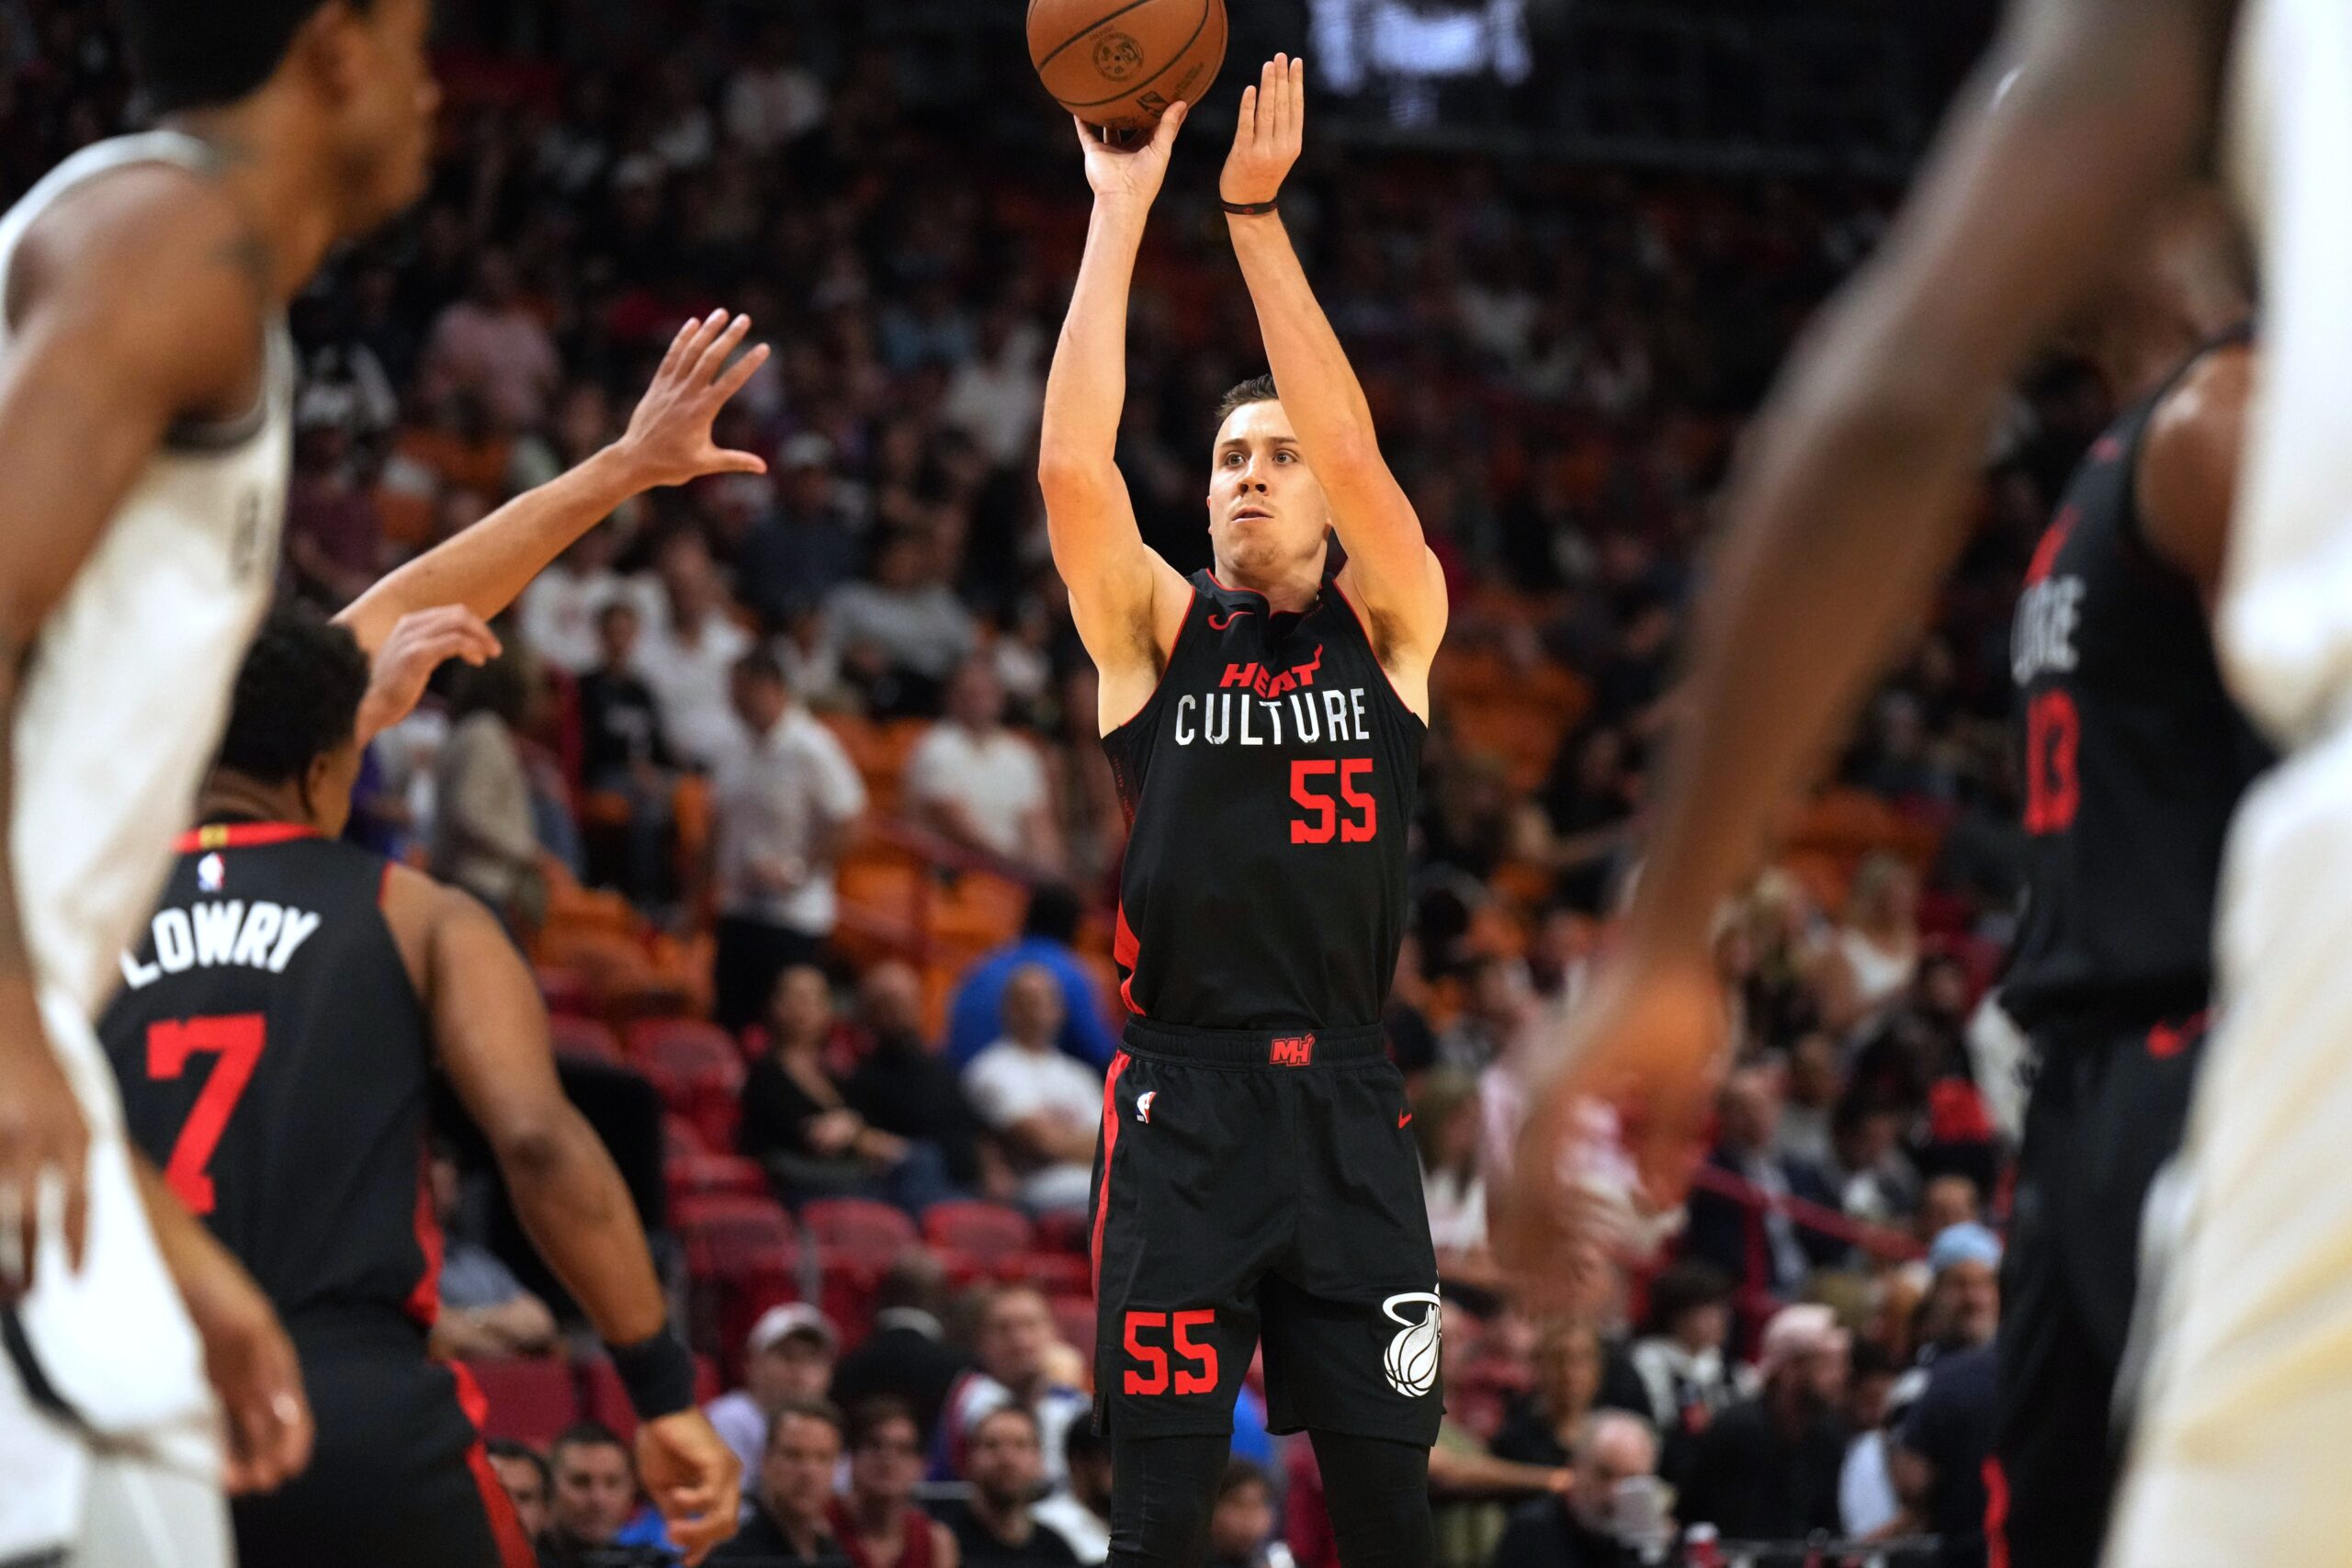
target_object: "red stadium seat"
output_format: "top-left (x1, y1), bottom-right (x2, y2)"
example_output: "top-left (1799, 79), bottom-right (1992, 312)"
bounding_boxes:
top-left (1033, 1211), bottom-right (1090, 1256)
top-left (921, 1201), bottom-right (1035, 1272)
top-left (1020, 1252), bottom-right (1091, 1297)
top-left (663, 1113), bottom-right (710, 1159)
top-left (665, 1152), bottom-right (768, 1202)
top-left (1048, 1293), bottom-right (1097, 1364)
top-left (798, 1198), bottom-right (918, 1274)
top-left (460, 1356), bottom-right (579, 1449)
top-left (549, 1013), bottom-right (624, 1065)
top-left (673, 1196), bottom-right (801, 1371)
top-left (628, 1020), bottom-right (746, 1153)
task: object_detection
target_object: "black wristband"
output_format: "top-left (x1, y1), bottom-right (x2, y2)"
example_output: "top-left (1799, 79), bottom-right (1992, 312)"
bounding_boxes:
top-left (1222, 197), bottom-right (1278, 216)
top-left (609, 1325), bottom-right (696, 1421)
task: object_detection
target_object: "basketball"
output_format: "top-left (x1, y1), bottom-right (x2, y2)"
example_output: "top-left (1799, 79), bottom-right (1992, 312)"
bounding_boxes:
top-left (1028, 0), bottom-right (1228, 133)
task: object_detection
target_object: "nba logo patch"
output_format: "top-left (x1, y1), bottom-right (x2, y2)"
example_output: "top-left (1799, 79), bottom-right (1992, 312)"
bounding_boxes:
top-left (198, 852), bottom-right (226, 893)
top-left (1136, 1091), bottom-right (1157, 1124)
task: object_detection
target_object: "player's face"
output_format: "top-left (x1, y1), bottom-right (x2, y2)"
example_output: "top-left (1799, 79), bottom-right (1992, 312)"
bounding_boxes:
top-left (763, 1415), bottom-right (842, 1524)
top-left (550, 1442), bottom-right (636, 1545)
top-left (1206, 400), bottom-right (1332, 582)
top-left (326, 0), bottom-right (439, 234)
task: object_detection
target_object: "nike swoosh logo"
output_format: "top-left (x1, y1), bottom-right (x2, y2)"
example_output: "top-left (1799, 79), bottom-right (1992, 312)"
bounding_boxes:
top-left (1207, 610), bottom-right (1252, 630)
top-left (1398, 1111), bottom-right (1412, 1128)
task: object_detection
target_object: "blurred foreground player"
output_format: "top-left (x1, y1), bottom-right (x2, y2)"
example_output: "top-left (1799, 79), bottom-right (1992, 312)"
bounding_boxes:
top-left (0, 0), bottom-right (440, 1560)
top-left (102, 608), bottom-right (741, 1568)
top-left (1491, 0), bottom-right (2352, 1562)
top-left (1039, 58), bottom-right (1450, 1566)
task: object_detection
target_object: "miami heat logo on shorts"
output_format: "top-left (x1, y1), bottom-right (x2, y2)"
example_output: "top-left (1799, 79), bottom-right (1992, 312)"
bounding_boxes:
top-left (1380, 1290), bottom-right (1442, 1397)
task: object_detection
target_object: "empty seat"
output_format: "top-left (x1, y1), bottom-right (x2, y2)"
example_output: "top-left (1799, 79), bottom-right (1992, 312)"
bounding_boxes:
top-left (921, 1201), bottom-right (1035, 1271)
top-left (458, 1357), bottom-right (578, 1450)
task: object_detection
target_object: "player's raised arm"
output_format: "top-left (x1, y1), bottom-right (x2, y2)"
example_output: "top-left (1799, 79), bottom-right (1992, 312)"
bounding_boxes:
top-left (334, 310), bottom-right (771, 657)
top-left (1219, 56), bottom-right (1446, 687)
top-left (0, 169), bottom-right (273, 1286)
top-left (403, 868), bottom-right (741, 1562)
top-left (1037, 109), bottom-right (1194, 725)
top-left (1493, 0), bottom-right (2238, 1292)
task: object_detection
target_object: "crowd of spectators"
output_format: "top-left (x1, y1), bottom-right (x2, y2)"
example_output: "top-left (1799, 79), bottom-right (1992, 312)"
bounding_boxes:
top-left (9, 0), bottom-right (2093, 1562)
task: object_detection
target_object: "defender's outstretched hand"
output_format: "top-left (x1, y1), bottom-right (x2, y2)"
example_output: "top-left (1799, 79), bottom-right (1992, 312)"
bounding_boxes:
top-left (1073, 101), bottom-right (1190, 207)
top-left (1489, 949), bottom-right (1727, 1310)
top-left (1222, 54), bottom-right (1306, 208)
top-left (612, 310), bottom-right (772, 490)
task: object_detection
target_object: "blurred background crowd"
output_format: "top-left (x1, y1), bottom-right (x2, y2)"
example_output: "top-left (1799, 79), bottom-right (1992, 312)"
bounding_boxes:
top-left (12, 0), bottom-right (2082, 1562)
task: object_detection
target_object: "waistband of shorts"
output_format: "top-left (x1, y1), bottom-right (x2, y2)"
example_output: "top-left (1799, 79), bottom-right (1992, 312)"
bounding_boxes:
top-left (1119, 1017), bottom-right (1387, 1066)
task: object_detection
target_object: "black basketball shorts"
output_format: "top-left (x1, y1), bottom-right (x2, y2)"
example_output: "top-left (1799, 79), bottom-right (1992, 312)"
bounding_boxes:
top-left (1087, 1018), bottom-right (1443, 1447)
top-left (232, 1314), bottom-right (534, 1568)
top-left (1991, 1010), bottom-right (2209, 1568)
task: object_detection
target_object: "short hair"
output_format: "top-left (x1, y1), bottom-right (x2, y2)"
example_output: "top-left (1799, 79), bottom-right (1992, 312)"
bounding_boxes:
top-left (596, 599), bottom-right (641, 634)
top-left (970, 1404), bottom-right (1040, 1445)
top-left (1216, 1458), bottom-right (1272, 1502)
top-left (1063, 1420), bottom-right (1109, 1472)
top-left (548, 1421), bottom-right (629, 1469)
top-left (486, 1438), bottom-right (550, 1489)
top-left (844, 1395), bottom-right (920, 1452)
top-left (1021, 885), bottom-right (1082, 944)
top-left (874, 1252), bottom-right (948, 1315)
top-left (733, 649), bottom-right (787, 688)
top-left (766, 1396), bottom-right (846, 1450)
top-left (1638, 1260), bottom-right (1734, 1338)
top-left (119, 0), bottom-right (366, 114)
top-left (1215, 375), bottom-right (1280, 426)
top-left (214, 603), bottom-right (370, 785)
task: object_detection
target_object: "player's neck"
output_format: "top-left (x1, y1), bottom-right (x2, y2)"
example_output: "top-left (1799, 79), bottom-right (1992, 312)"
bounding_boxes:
top-left (161, 100), bottom-right (343, 305)
top-left (1212, 559), bottom-right (1321, 615)
top-left (197, 773), bottom-right (312, 833)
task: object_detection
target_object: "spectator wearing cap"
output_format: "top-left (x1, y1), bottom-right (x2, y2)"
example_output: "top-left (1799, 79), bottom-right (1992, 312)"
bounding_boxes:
top-left (1679, 1304), bottom-right (1851, 1542)
top-left (541, 1423), bottom-right (672, 1568)
top-left (1680, 1065), bottom-right (1846, 1301)
top-left (944, 888), bottom-right (1119, 1071)
top-left (935, 1287), bottom-right (1089, 1493)
top-left (706, 1303), bottom-right (842, 1483)
top-left (740, 432), bottom-right (865, 628)
top-left (907, 659), bottom-right (1064, 881)
top-left (830, 1254), bottom-right (972, 1442)
top-left (961, 967), bottom-right (1101, 1218)
top-left (937, 1405), bottom-right (1081, 1565)
top-left (708, 654), bottom-right (865, 1032)
top-left (1624, 1261), bottom-right (1738, 1485)
top-left (714, 1397), bottom-right (854, 1566)
top-left (1489, 1410), bottom-right (1669, 1568)
top-left (1917, 1223), bottom-right (2001, 1358)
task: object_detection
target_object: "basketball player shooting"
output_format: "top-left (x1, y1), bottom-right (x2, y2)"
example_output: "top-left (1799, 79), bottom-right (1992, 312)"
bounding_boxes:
top-left (1040, 55), bottom-right (1450, 1568)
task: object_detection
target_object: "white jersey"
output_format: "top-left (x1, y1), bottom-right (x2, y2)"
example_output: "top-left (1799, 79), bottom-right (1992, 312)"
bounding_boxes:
top-left (2218, 0), bottom-right (2352, 744)
top-left (0, 131), bottom-right (287, 1557)
top-left (0, 131), bottom-right (290, 1127)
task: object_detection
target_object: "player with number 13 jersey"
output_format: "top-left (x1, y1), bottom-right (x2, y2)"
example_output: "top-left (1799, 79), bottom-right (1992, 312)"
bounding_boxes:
top-left (1038, 57), bottom-right (1447, 1567)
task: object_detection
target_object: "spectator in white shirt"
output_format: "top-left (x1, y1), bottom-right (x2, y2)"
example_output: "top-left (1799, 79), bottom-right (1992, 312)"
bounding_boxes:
top-left (826, 528), bottom-right (978, 718)
top-left (518, 523), bottom-right (658, 675)
top-left (723, 22), bottom-right (829, 153)
top-left (962, 966), bottom-right (1101, 1217)
top-left (939, 307), bottom-right (1046, 468)
top-left (908, 660), bottom-right (1064, 877)
top-left (638, 531), bottom-right (753, 768)
top-left (703, 1303), bottom-right (840, 1484)
top-left (708, 650), bottom-right (866, 1031)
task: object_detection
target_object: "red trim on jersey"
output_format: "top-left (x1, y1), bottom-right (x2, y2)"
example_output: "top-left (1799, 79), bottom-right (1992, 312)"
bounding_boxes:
top-left (1106, 587), bottom-right (1201, 736)
top-left (1112, 902), bottom-right (1143, 1016)
top-left (1091, 1051), bottom-right (1133, 1300)
top-left (451, 1361), bottom-right (538, 1568)
top-left (2148, 1010), bottom-right (2208, 1060)
top-left (1328, 578), bottom-right (1422, 718)
top-left (406, 1141), bottom-right (445, 1329)
top-left (1983, 1456), bottom-right (2010, 1568)
top-left (175, 821), bottom-right (319, 853)
top-left (2024, 509), bottom-right (2076, 587)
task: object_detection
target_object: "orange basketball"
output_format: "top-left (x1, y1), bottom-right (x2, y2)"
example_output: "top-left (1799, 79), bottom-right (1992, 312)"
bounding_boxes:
top-left (1028, 0), bottom-right (1228, 134)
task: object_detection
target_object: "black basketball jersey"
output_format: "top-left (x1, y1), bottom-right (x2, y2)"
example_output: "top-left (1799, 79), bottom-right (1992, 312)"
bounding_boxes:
top-left (1102, 570), bottom-right (1427, 1031)
top-left (2002, 333), bottom-right (2272, 1032)
top-left (101, 823), bottom-right (443, 1327)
